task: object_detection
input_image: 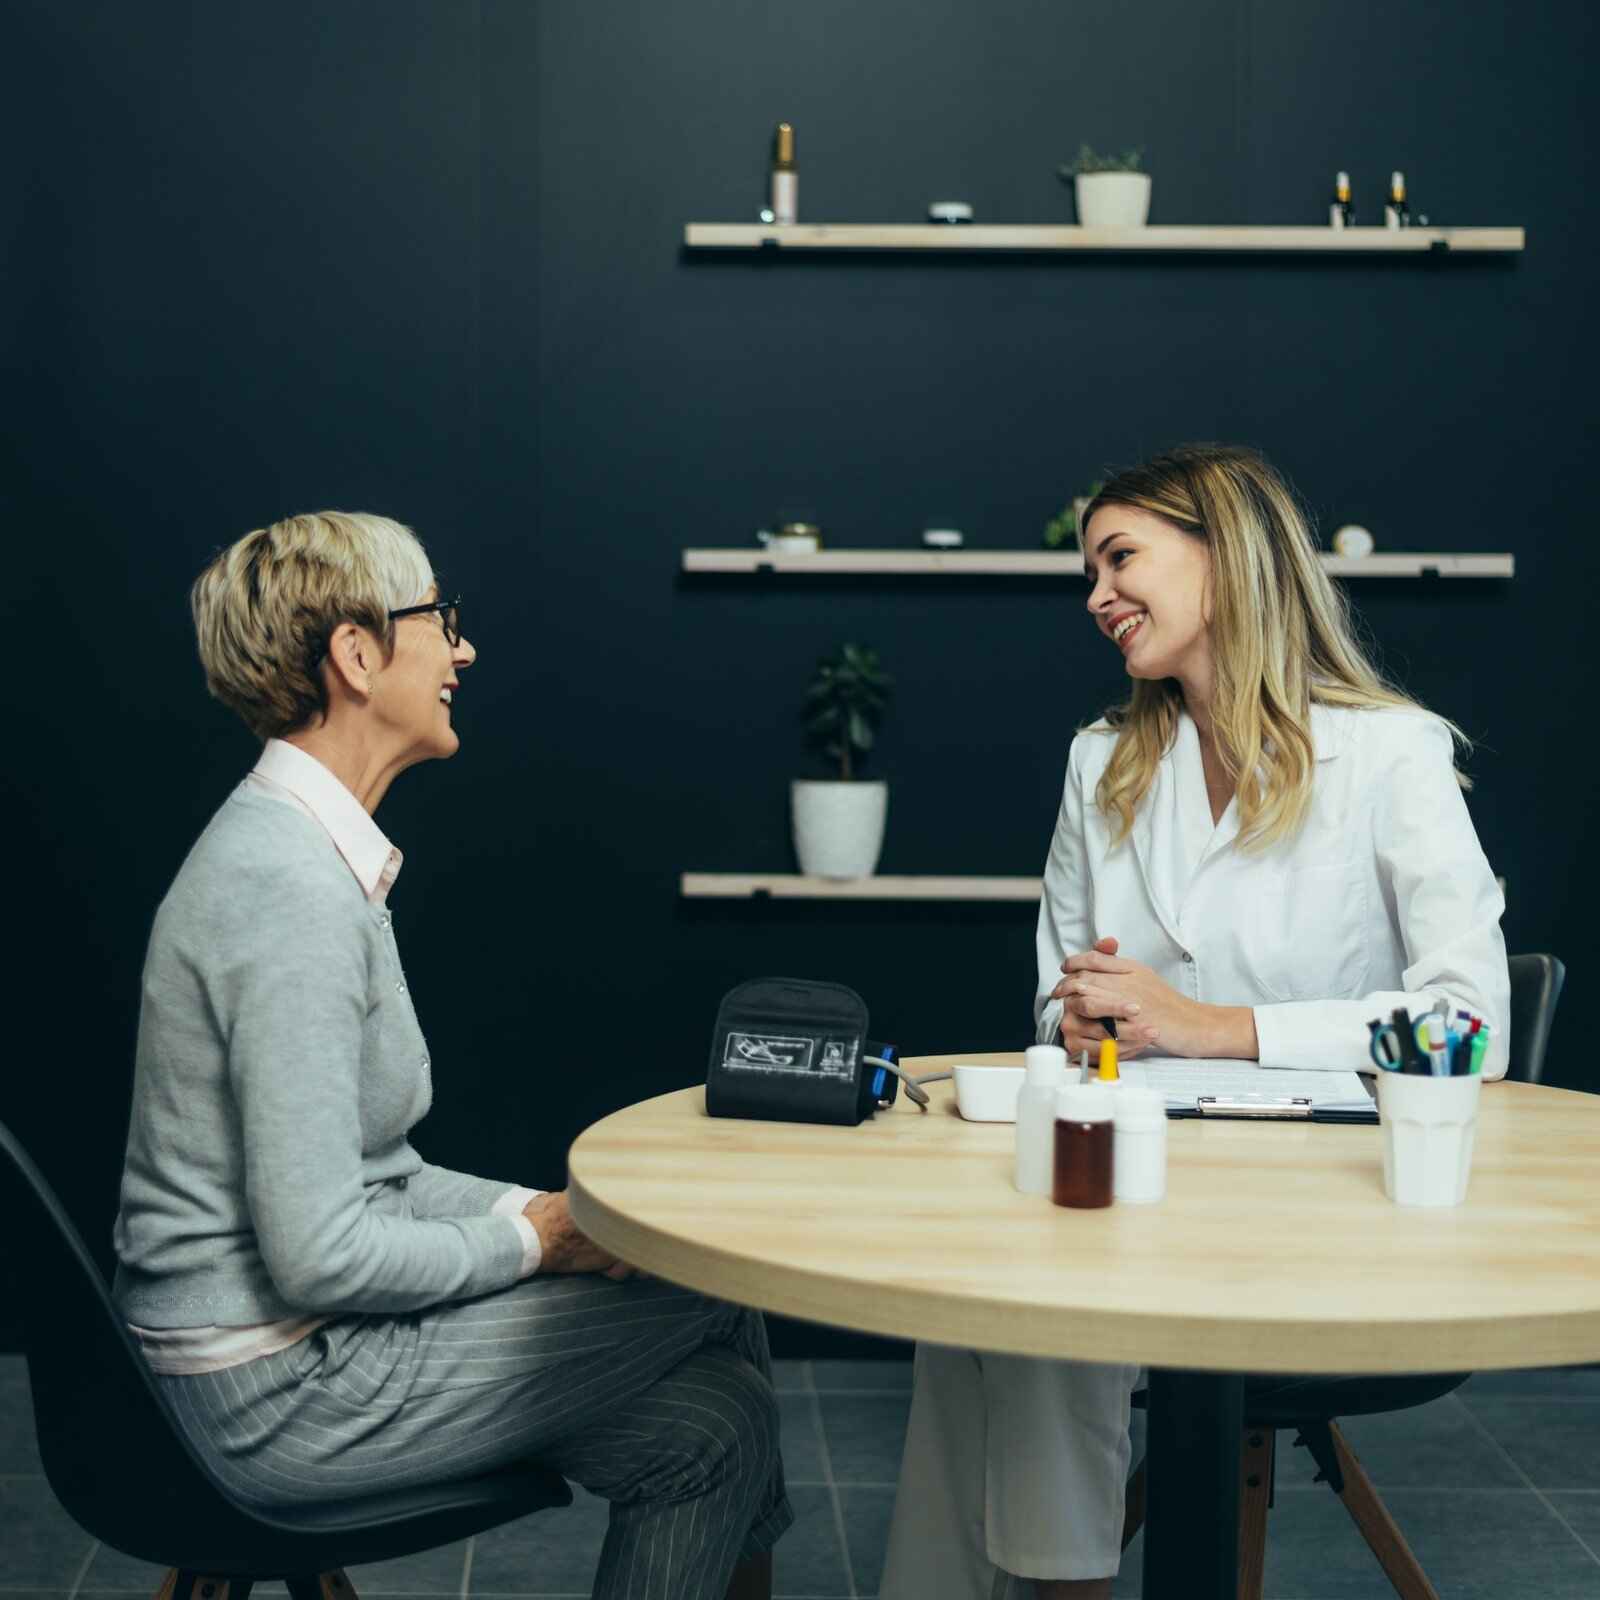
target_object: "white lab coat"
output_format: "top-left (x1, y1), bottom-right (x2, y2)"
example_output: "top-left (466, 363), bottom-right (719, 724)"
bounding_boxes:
top-left (1035, 702), bottom-right (1509, 1079)
top-left (880, 703), bottom-right (1509, 1598)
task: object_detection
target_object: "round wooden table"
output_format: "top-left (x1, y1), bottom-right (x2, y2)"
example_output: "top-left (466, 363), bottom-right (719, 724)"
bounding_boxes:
top-left (568, 1057), bottom-right (1600, 1599)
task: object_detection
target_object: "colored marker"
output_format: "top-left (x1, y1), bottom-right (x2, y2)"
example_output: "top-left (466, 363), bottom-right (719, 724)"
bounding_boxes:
top-left (1098, 1036), bottom-right (1120, 1082)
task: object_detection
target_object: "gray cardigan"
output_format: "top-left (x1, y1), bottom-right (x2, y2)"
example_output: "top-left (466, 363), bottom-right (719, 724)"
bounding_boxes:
top-left (113, 783), bottom-right (525, 1329)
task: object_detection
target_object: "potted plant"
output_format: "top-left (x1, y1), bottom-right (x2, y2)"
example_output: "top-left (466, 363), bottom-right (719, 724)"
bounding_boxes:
top-left (793, 643), bottom-right (892, 878)
top-left (1057, 145), bottom-right (1151, 227)
top-left (1043, 479), bottom-right (1105, 550)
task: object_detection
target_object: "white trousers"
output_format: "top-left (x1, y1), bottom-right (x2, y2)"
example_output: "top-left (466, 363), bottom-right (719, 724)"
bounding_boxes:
top-left (880, 1343), bottom-right (1142, 1597)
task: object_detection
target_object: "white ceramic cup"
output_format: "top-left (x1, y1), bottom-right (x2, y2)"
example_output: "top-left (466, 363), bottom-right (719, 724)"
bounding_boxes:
top-left (1376, 1071), bottom-right (1482, 1206)
top-left (953, 1064), bottom-right (1025, 1122)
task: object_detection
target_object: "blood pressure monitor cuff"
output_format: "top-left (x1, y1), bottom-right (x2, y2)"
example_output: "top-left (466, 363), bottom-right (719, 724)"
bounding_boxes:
top-left (706, 976), bottom-right (916, 1125)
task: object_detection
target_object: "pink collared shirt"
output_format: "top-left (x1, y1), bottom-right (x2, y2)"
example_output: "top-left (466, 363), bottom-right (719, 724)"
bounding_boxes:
top-left (132, 740), bottom-right (542, 1376)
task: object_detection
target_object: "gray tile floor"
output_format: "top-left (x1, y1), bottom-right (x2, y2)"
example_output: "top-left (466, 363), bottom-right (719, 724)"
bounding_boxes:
top-left (3, 1355), bottom-right (1599, 1597)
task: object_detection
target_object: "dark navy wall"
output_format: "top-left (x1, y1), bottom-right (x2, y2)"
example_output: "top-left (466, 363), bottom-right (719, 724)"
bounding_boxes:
top-left (5, 1), bottom-right (1594, 1353)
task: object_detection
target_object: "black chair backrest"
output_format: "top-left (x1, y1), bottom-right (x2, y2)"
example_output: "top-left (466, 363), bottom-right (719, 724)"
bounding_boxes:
top-left (0, 1118), bottom-right (278, 1566)
top-left (1507, 953), bottom-right (1566, 1084)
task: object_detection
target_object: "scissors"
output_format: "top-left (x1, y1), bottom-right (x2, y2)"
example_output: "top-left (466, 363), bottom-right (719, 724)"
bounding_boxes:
top-left (1368, 1021), bottom-right (1406, 1071)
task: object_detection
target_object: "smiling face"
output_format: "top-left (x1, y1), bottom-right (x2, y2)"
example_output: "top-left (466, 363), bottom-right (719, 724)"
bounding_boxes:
top-left (372, 591), bottom-right (476, 766)
top-left (1082, 504), bottom-right (1213, 690)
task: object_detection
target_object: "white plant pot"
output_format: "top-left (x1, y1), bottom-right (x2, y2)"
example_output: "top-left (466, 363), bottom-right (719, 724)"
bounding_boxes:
top-left (1075, 172), bottom-right (1152, 227)
top-left (791, 780), bottom-right (888, 879)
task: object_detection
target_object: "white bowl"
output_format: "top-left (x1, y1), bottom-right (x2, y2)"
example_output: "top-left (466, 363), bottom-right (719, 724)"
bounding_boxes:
top-left (953, 1064), bottom-right (1026, 1122)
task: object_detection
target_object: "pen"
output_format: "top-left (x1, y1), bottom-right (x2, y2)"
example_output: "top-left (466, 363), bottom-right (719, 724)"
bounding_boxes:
top-left (1097, 1016), bottom-right (1118, 1041)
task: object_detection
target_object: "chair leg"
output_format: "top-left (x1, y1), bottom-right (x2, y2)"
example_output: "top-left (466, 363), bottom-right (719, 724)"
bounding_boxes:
top-left (1326, 1423), bottom-right (1441, 1600)
top-left (1236, 1428), bottom-right (1274, 1600)
top-left (284, 1573), bottom-right (359, 1600)
top-left (1121, 1457), bottom-right (1147, 1551)
top-left (155, 1577), bottom-right (252, 1600)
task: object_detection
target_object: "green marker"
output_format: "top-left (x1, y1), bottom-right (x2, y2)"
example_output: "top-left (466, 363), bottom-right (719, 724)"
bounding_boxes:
top-left (1468, 1030), bottom-right (1488, 1075)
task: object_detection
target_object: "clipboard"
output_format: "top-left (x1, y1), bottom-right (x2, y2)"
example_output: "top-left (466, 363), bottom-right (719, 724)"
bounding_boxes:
top-left (1116, 1059), bottom-right (1380, 1124)
top-left (1169, 1094), bottom-right (1378, 1125)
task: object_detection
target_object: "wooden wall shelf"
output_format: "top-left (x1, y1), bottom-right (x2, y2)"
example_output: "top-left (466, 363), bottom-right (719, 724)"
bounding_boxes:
top-left (684, 223), bottom-right (1526, 254)
top-left (681, 873), bottom-right (1043, 902)
top-left (683, 872), bottom-right (1504, 904)
top-left (683, 549), bottom-right (1515, 579)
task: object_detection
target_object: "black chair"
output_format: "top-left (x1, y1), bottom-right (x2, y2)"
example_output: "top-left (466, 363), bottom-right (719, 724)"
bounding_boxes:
top-left (1122, 952), bottom-right (1567, 1600)
top-left (0, 1119), bottom-right (572, 1600)
top-left (1504, 953), bottom-right (1565, 1084)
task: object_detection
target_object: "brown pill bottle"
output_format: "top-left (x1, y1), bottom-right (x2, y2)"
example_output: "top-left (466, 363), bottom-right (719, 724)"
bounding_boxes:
top-left (1053, 1084), bottom-right (1114, 1208)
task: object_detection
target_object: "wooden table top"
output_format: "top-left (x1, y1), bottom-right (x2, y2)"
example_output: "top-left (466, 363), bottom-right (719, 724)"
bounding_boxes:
top-left (566, 1055), bottom-right (1600, 1374)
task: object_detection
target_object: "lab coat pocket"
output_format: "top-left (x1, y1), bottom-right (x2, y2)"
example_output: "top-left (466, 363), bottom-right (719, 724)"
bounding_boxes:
top-left (1246, 861), bottom-right (1368, 1002)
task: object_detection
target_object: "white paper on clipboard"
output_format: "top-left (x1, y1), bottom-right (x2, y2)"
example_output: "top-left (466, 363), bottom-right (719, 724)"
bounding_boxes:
top-left (1116, 1057), bottom-right (1374, 1113)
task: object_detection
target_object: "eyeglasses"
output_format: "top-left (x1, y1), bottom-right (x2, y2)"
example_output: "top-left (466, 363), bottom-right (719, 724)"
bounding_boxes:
top-left (388, 595), bottom-right (463, 648)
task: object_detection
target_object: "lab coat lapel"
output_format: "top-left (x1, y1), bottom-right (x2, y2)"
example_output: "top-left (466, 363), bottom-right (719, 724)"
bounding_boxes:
top-left (1128, 724), bottom-right (1189, 949)
top-left (1130, 705), bottom-right (1347, 944)
top-left (1201, 705), bottom-right (1344, 866)
top-left (1171, 714), bottom-right (1219, 871)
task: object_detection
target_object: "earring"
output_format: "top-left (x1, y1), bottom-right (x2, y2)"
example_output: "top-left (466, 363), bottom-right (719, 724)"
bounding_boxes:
top-left (365, 678), bottom-right (373, 695)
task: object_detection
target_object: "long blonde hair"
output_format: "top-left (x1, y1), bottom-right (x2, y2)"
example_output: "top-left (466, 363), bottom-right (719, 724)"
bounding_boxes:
top-left (1079, 444), bottom-right (1467, 850)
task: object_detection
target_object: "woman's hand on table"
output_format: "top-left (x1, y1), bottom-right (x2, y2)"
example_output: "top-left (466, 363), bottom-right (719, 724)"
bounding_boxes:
top-left (522, 1190), bottom-right (635, 1280)
top-left (1053, 937), bottom-right (1260, 1059)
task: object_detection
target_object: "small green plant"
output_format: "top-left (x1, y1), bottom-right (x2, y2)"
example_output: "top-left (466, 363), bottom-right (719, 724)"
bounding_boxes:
top-left (1043, 481), bottom-right (1105, 549)
top-left (803, 643), bottom-right (892, 780)
top-left (1057, 144), bottom-right (1144, 181)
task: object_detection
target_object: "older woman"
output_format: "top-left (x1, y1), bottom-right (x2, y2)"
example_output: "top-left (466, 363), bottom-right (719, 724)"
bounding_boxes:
top-left (114, 512), bottom-right (789, 1600)
top-left (880, 446), bottom-right (1509, 1600)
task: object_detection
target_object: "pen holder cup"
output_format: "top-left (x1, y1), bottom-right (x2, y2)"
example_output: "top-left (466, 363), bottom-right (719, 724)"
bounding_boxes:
top-left (1376, 1072), bottom-right (1482, 1207)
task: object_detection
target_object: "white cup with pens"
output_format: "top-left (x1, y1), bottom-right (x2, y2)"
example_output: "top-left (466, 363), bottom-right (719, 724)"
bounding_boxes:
top-left (1369, 1002), bottom-right (1487, 1207)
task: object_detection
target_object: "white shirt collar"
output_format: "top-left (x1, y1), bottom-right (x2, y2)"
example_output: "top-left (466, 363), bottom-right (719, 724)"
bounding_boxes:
top-left (248, 739), bottom-right (404, 904)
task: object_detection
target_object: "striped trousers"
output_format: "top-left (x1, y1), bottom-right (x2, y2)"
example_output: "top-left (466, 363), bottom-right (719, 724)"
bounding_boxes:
top-left (156, 1274), bottom-right (792, 1599)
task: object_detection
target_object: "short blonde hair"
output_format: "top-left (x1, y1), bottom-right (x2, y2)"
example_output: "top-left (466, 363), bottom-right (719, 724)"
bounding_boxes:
top-left (190, 512), bottom-right (435, 739)
top-left (1079, 444), bottom-right (1468, 850)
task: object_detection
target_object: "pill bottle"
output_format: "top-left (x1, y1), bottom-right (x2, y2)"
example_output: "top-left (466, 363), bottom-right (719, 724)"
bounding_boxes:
top-left (1015, 1045), bottom-right (1068, 1195)
top-left (1112, 1086), bottom-right (1167, 1204)
top-left (1053, 1083), bottom-right (1114, 1208)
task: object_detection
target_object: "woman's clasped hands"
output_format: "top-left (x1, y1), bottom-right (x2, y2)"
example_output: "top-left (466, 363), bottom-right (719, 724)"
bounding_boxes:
top-left (1051, 935), bottom-right (1199, 1058)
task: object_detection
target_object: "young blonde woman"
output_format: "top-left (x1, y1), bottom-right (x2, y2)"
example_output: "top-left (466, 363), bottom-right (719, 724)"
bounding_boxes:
top-left (879, 445), bottom-right (1509, 1600)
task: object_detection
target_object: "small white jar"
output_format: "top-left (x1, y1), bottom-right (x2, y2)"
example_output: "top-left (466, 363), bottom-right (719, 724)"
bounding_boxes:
top-left (1014, 1045), bottom-right (1068, 1195)
top-left (1112, 1087), bottom-right (1167, 1203)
